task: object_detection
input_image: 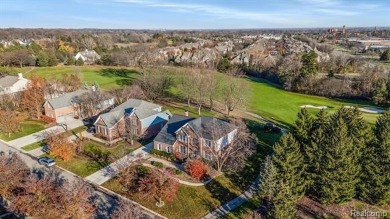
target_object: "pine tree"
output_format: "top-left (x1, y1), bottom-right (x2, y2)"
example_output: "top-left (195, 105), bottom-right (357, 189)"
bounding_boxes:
top-left (359, 110), bottom-right (390, 206)
top-left (267, 181), bottom-right (298, 219)
top-left (292, 108), bottom-right (314, 148)
top-left (318, 112), bottom-right (359, 204)
top-left (272, 133), bottom-right (306, 199)
top-left (258, 156), bottom-right (278, 201)
top-left (307, 109), bottom-right (329, 194)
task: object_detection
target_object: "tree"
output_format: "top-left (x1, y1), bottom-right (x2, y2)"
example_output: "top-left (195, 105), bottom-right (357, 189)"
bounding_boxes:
top-left (46, 132), bottom-right (76, 161)
top-left (60, 73), bottom-right (82, 92)
top-left (62, 179), bottom-right (96, 219)
top-left (291, 108), bottom-right (314, 149)
top-left (109, 84), bottom-right (145, 105)
top-left (72, 90), bottom-right (111, 119)
top-left (0, 151), bottom-right (29, 199)
top-left (380, 49), bottom-right (390, 61)
top-left (372, 78), bottom-right (388, 105)
top-left (258, 156), bottom-right (278, 202)
top-left (36, 51), bottom-right (49, 67)
top-left (318, 112), bottom-right (359, 204)
top-left (177, 68), bottom-right (197, 107)
top-left (76, 58), bottom-right (84, 66)
top-left (300, 50), bottom-right (318, 77)
top-left (221, 68), bottom-right (248, 116)
top-left (208, 118), bottom-right (256, 172)
top-left (138, 168), bottom-right (179, 207)
top-left (272, 133), bottom-right (305, 199)
top-left (21, 76), bottom-right (47, 119)
top-left (65, 56), bottom-right (76, 65)
top-left (267, 181), bottom-right (298, 219)
top-left (185, 159), bottom-right (208, 180)
top-left (0, 110), bottom-right (21, 137)
top-left (359, 109), bottom-right (390, 206)
top-left (137, 69), bottom-right (172, 101)
top-left (217, 57), bottom-right (231, 72)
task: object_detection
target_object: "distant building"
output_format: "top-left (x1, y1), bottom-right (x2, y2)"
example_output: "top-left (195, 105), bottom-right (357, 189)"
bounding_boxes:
top-left (74, 49), bottom-right (101, 64)
top-left (0, 73), bottom-right (29, 95)
top-left (328, 25), bottom-right (346, 34)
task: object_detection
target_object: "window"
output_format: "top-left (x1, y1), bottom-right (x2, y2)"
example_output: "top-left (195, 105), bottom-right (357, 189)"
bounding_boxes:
top-left (180, 145), bottom-right (187, 154)
top-left (204, 139), bottom-right (212, 147)
top-left (132, 119), bottom-right (137, 125)
top-left (157, 143), bottom-right (162, 150)
top-left (179, 134), bottom-right (187, 143)
top-left (132, 129), bottom-right (138, 135)
top-left (203, 151), bottom-right (213, 160)
top-left (167, 146), bottom-right (172, 153)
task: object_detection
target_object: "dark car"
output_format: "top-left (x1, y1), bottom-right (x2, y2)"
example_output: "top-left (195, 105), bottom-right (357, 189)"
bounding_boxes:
top-left (264, 122), bottom-right (282, 133)
top-left (87, 126), bottom-right (95, 133)
top-left (38, 157), bottom-right (56, 167)
top-left (41, 144), bottom-right (50, 153)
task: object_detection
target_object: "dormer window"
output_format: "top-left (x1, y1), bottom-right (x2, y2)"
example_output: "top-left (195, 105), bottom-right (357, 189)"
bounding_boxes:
top-left (179, 134), bottom-right (187, 143)
top-left (205, 139), bottom-right (212, 147)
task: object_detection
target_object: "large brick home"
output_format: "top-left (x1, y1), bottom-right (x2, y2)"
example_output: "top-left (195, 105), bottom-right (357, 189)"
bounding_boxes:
top-left (44, 87), bottom-right (114, 123)
top-left (93, 99), bottom-right (171, 141)
top-left (153, 115), bottom-right (237, 160)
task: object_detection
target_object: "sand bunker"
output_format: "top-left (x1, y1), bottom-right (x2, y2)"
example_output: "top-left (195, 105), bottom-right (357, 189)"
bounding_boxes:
top-left (300, 105), bottom-right (329, 109)
top-left (344, 106), bottom-right (385, 114)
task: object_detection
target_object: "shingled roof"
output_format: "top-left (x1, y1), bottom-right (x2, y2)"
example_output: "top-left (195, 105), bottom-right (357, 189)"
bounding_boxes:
top-left (187, 117), bottom-right (236, 140)
top-left (154, 115), bottom-right (194, 145)
top-left (46, 89), bottom-right (90, 109)
top-left (0, 76), bottom-right (20, 89)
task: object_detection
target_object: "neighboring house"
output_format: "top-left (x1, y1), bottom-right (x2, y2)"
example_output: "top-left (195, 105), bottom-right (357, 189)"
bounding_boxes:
top-left (44, 86), bottom-right (114, 123)
top-left (0, 73), bottom-right (29, 95)
top-left (94, 99), bottom-right (171, 142)
top-left (74, 49), bottom-right (101, 64)
top-left (153, 115), bottom-right (237, 160)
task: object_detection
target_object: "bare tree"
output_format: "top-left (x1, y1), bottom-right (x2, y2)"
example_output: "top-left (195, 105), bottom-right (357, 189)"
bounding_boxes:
top-left (0, 151), bottom-right (29, 199)
top-left (109, 84), bottom-right (145, 105)
top-left (72, 90), bottom-right (113, 119)
top-left (63, 179), bottom-right (96, 219)
top-left (80, 35), bottom-right (96, 50)
top-left (0, 110), bottom-right (21, 137)
top-left (221, 68), bottom-right (248, 116)
top-left (207, 118), bottom-right (257, 172)
top-left (177, 68), bottom-right (197, 107)
top-left (137, 69), bottom-right (172, 101)
top-left (112, 198), bottom-right (143, 219)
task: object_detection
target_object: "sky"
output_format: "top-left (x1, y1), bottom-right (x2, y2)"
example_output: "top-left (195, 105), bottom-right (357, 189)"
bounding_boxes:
top-left (0, 0), bottom-right (389, 29)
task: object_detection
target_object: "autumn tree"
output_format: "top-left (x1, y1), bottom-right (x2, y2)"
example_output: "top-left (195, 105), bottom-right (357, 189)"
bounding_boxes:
top-left (0, 151), bottom-right (29, 199)
top-left (138, 168), bottom-right (179, 207)
top-left (137, 69), bottom-right (172, 101)
top-left (45, 131), bottom-right (76, 161)
top-left (109, 84), bottom-right (145, 105)
top-left (112, 198), bottom-right (143, 219)
top-left (62, 179), bottom-right (96, 219)
top-left (72, 90), bottom-right (112, 119)
top-left (21, 76), bottom-right (47, 119)
top-left (0, 109), bottom-right (21, 137)
top-left (185, 159), bottom-right (208, 180)
top-left (60, 73), bottom-right (82, 92)
top-left (177, 68), bottom-right (197, 107)
top-left (221, 68), bottom-right (248, 116)
top-left (207, 118), bottom-right (257, 172)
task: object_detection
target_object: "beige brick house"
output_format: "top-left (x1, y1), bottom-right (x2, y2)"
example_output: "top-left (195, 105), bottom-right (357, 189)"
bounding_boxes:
top-left (153, 115), bottom-right (237, 160)
top-left (93, 99), bottom-right (171, 142)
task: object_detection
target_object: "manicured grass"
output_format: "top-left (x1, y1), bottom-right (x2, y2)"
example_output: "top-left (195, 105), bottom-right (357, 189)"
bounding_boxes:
top-left (0, 119), bottom-right (47, 141)
top-left (248, 77), bottom-right (381, 127)
top-left (21, 142), bottom-right (43, 151)
top-left (220, 197), bottom-right (261, 219)
top-left (19, 66), bottom-right (139, 90)
top-left (102, 175), bottom-right (242, 219)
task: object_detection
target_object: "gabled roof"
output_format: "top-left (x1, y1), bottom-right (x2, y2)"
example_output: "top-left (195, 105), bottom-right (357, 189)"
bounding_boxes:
top-left (46, 89), bottom-right (90, 109)
top-left (187, 117), bottom-right (236, 140)
top-left (0, 76), bottom-right (20, 88)
top-left (154, 115), bottom-right (195, 145)
top-left (96, 99), bottom-right (163, 128)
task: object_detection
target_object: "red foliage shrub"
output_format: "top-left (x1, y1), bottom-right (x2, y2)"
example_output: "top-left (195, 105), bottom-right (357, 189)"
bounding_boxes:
top-left (41, 115), bottom-right (56, 124)
top-left (185, 159), bottom-right (208, 180)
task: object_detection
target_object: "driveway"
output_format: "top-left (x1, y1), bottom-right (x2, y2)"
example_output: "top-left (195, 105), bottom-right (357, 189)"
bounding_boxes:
top-left (8, 119), bottom-right (84, 149)
top-left (85, 143), bottom-right (153, 185)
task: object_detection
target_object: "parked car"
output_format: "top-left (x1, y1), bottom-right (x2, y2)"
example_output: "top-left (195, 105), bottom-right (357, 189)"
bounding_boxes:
top-left (41, 144), bottom-right (50, 153)
top-left (87, 127), bottom-right (95, 133)
top-left (38, 157), bottom-right (56, 167)
top-left (264, 122), bottom-right (282, 133)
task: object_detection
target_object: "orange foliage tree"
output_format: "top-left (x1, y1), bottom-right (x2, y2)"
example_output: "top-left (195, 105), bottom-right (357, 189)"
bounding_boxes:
top-left (21, 76), bottom-right (47, 119)
top-left (0, 110), bottom-right (22, 137)
top-left (138, 168), bottom-right (179, 207)
top-left (185, 159), bottom-right (208, 180)
top-left (46, 132), bottom-right (76, 161)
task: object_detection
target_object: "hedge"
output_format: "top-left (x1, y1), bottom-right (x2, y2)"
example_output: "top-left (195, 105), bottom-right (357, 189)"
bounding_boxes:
top-left (151, 161), bottom-right (163, 168)
top-left (150, 148), bottom-right (175, 160)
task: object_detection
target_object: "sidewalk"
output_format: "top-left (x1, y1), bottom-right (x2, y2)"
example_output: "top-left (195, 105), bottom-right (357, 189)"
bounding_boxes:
top-left (8, 120), bottom-right (84, 149)
top-left (84, 142), bottom-right (153, 185)
top-left (202, 175), bottom-right (260, 219)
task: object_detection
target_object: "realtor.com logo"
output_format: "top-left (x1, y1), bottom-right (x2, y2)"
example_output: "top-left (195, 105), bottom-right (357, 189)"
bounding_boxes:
top-left (351, 209), bottom-right (388, 218)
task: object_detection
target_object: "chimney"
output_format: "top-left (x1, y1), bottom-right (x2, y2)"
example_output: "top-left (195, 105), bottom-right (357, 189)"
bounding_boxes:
top-left (18, 73), bottom-right (23, 79)
top-left (185, 111), bottom-right (189, 117)
top-left (92, 85), bottom-right (96, 92)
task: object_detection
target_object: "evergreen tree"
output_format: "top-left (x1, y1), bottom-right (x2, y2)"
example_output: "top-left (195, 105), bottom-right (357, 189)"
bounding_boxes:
top-left (258, 156), bottom-right (278, 202)
top-left (372, 78), bottom-right (389, 105)
top-left (267, 181), bottom-right (298, 219)
top-left (36, 52), bottom-right (48, 67)
top-left (359, 110), bottom-right (390, 206)
top-left (272, 133), bottom-right (306, 199)
top-left (292, 108), bottom-right (314, 148)
top-left (76, 58), bottom-right (84, 66)
top-left (307, 110), bottom-right (329, 194)
top-left (318, 112), bottom-right (359, 204)
top-left (300, 50), bottom-right (318, 77)
top-left (380, 49), bottom-right (390, 61)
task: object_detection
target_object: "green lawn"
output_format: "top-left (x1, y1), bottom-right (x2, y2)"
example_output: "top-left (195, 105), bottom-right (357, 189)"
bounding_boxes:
top-left (103, 175), bottom-right (242, 219)
top-left (21, 141), bottom-right (44, 151)
top-left (0, 119), bottom-right (47, 141)
top-left (16, 66), bottom-right (139, 90)
top-left (248, 77), bottom-right (381, 127)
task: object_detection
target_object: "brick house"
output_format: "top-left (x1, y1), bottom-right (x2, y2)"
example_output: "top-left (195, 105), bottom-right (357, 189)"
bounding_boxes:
top-left (93, 99), bottom-right (171, 142)
top-left (44, 87), bottom-right (114, 123)
top-left (153, 115), bottom-right (237, 160)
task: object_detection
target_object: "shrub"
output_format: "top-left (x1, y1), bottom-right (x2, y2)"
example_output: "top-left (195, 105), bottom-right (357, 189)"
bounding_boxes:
top-left (151, 161), bottom-right (163, 168)
top-left (175, 169), bottom-right (182, 175)
top-left (41, 115), bottom-right (56, 124)
top-left (150, 148), bottom-right (175, 160)
top-left (185, 159), bottom-right (208, 180)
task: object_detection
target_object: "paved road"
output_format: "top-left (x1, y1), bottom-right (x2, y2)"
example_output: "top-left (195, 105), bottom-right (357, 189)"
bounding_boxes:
top-left (8, 120), bottom-right (84, 149)
top-left (85, 143), bottom-right (153, 185)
